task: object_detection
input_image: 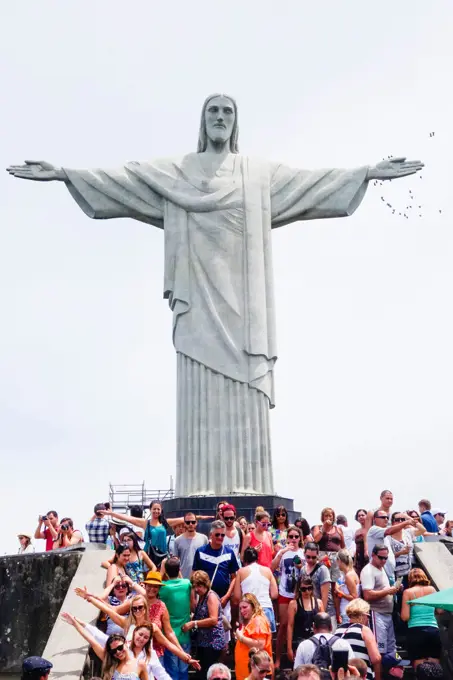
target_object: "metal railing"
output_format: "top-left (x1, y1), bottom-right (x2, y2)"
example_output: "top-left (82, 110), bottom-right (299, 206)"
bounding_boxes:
top-left (108, 481), bottom-right (174, 514)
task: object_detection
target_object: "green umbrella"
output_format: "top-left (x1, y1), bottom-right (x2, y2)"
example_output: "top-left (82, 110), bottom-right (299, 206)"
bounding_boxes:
top-left (408, 587), bottom-right (453, 612)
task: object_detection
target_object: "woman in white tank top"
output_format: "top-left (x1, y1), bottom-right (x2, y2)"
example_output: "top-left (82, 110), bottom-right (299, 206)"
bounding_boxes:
top-left (233, 547), bottom-right (278, 632)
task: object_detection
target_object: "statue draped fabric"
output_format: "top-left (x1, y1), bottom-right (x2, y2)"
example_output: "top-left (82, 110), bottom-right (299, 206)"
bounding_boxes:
top-left (64, 153), bottom-right (368, 495)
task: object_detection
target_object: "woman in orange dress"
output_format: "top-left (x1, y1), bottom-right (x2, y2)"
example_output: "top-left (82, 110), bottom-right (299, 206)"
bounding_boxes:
top-left (234, 593), bottom-right (273, 680)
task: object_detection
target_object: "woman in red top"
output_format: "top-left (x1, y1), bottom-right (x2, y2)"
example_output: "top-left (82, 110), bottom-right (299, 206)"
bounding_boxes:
top-left (241, 510), bottom-right (273, 568)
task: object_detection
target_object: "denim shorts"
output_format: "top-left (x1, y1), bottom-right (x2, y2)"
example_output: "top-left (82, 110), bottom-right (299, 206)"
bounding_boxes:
top-left (263, 606), bottom-right (277, 633)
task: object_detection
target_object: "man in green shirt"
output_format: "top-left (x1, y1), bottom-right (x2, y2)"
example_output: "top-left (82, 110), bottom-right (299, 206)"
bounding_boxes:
top-left (160, 556), bottom-right (192, 680)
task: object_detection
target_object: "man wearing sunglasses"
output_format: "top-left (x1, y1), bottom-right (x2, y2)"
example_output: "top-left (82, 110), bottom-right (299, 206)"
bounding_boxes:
top-left (366, 510), bottom-right (416, 581)
top-left (192, 520), bottom-right (240, 619)
top-left (174, 512), bottom-right (208, 579)
top-left (361, 544), bottom-right (401, 658)
top-left (222, 504), bottom-right (244, 564)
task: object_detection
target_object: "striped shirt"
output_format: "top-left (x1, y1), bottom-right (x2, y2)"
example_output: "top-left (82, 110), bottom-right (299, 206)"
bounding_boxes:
top-left (337, 622), bottom-right (373, 680)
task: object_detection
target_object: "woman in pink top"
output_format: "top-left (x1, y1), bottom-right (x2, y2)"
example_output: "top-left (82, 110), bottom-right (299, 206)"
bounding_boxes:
top-left (241, 510), bottom-right (273, 568)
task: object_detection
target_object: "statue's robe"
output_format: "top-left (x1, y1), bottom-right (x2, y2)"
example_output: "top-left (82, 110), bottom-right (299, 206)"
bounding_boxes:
top-left (64, 153), bottom-right (368, 495)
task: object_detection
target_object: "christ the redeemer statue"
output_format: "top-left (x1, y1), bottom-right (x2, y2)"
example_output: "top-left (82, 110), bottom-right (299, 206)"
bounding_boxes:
top-left (7, 94), bottom-right (424, 497)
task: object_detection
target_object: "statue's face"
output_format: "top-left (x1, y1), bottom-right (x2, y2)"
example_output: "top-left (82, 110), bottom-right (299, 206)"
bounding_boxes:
top-left (204, 95), bottom-right (235, 146)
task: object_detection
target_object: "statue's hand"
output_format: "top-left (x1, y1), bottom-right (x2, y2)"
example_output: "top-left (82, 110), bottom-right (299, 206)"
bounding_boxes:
top-left (368, 157), bottom-right (424, 181)
top-left (6, 160), bottom-right (65, 181)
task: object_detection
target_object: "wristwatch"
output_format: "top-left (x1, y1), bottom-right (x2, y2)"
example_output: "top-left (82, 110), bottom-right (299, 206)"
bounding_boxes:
top-left (193, 621), bottom-right (198, 631)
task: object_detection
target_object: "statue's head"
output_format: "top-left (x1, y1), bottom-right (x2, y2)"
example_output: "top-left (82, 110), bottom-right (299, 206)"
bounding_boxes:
top-left (197, 93), bottom-right (239, 153)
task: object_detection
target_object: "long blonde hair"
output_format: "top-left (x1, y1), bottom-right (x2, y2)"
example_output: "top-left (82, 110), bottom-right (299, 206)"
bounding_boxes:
top-left (240, 592), bottom-right (264, 618)
top-left (125, 594), bottom-right (148, 635)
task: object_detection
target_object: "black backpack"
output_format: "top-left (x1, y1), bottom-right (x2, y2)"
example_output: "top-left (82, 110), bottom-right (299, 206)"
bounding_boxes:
top-left (310, 634), bottom-right (339, 680)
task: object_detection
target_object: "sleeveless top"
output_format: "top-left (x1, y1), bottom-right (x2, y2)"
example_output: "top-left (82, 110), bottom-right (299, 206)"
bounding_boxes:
top-left (148, 600), bottom-right (167, 656)
top-left (269, 526), bottom-right (288, 549)
top-left (125, 558), bottom-right (145, 583)
top-left (193, 590), bottom-right (226, 650)
top-left (337, 573), bottom-right (361, 619)
top-left (224, 528), bottom-right (242, 564)
top-left (112, 671), bottom-right (139, 679)
top-left (337, 622), bottom-right (373, 680)
top-left (409, 603), bottom-right (438, 629)
top-left (293, 596), bottom-right (319, 645)
top-left (145, 522), bottom-right (168, 553)
top-left (241, 562), bottom-right (272, 608)
top-left (249, 531), bottom-right (273, 568)
top-left (318, 526), bottom-right (342, 552)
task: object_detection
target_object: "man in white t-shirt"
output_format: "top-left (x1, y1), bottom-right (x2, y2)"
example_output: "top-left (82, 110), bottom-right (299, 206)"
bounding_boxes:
top-left (294, 612), bottom-right (354, 668)
top-left (361, 544), bottom-right (401, 657)
top-left (337, 515), bottom-right (356, 557)
top-left (174, 512), bottom-right (208, 578)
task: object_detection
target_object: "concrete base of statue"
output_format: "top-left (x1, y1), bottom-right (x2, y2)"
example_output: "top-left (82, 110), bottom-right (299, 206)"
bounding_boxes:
top-left (162, 493), bottom-right (301, 534)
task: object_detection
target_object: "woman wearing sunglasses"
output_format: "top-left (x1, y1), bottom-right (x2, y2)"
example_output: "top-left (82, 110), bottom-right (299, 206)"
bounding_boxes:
top-left (70, 591), bottom-right (200, 671)
top-left (270, 505), bottom-right (289, 553)
top-left (59, 619), bottom-right (149, 680)
top-left (98, 575), bottom-right (140, 636)
top-left (244, 649), bottom-right (272, 680)
top-left (234, 594), bottom-right (272, 680)
top-left (241, 511), bottom-right (273, 569)
top-left (271, 525), bottom-right (305, 669)
top-left (287, 576), bottom-right (324, 664)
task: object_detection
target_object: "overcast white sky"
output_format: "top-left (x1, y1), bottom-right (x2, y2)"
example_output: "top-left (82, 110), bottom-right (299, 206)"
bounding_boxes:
top-left (1, 1), bottom-right (452, 555)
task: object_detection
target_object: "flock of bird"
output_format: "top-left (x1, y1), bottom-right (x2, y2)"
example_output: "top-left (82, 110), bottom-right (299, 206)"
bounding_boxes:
top-left (374, 132), bottom-right (442, 219)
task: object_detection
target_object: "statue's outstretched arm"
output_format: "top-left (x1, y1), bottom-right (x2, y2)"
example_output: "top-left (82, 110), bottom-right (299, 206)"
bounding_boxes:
top-left (367, 157), bottom-right (424, 181)
top-left (7, 160), bottom-right (66, 182)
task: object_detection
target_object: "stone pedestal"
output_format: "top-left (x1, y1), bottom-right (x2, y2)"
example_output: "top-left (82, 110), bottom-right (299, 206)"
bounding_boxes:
top-left (162, 493), bottom-right (301, 535)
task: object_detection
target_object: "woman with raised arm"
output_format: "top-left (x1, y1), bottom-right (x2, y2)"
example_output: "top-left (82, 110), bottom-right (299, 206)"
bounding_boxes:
top-left (98, 575), bottom-right (142, 636)
top-left (72, 590), bottom-right (200, 671)
top-left (100, 502), bottom-right (212, 566)
top-left (61, 614), bottom-right (148, 680)
top-left (52, 517), bottom-right (83, 549)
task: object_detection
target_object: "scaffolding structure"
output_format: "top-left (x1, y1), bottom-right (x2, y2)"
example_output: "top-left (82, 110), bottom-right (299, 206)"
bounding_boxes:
top-left (108, 480), bottom-right (174, 514)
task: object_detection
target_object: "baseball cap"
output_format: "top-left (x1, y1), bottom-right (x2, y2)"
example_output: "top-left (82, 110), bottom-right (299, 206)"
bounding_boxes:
top-left (432, 508), bottom-right (447, 517)
top-left (22, 656), bottom-right (53, 673)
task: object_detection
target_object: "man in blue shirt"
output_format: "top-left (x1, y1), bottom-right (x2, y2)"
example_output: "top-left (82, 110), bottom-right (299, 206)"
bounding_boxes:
top-left (192, 519), bottom-right (240, 611)
top-left (418, 499), bottom-right (438, 533)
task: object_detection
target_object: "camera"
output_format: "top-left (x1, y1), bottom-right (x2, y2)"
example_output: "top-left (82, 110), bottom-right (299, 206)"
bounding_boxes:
top-left (41, 515), bottom-right (48, 521)
top-left (61, 524), bottom-right (69, 531)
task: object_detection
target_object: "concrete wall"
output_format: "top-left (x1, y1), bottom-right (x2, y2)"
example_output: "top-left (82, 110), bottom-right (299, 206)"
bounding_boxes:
top-left (0, 546), bottom-right (111, 678)
top-left (43, 546), bottom-right (112, 680)
top-left (0, 549), bottom-right (83, 673)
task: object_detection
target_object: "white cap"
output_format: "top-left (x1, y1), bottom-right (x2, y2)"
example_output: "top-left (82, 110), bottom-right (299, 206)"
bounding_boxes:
top-left (432, 508), bottom-right (447, 517)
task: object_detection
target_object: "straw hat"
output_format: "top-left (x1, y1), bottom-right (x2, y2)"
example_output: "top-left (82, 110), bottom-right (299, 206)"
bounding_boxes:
top-left (18, 532), bottom-right (32, 540)
top-left (142, 571), bottom-right (162, 586)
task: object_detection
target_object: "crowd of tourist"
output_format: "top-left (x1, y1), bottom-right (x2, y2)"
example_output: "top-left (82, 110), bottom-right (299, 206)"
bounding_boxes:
top-left (18, 493), bottom-right (452, 680)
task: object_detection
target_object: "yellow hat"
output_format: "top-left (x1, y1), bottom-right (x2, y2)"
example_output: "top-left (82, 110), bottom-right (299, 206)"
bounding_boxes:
top-left (143, 571), bottom-right (162, 586)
